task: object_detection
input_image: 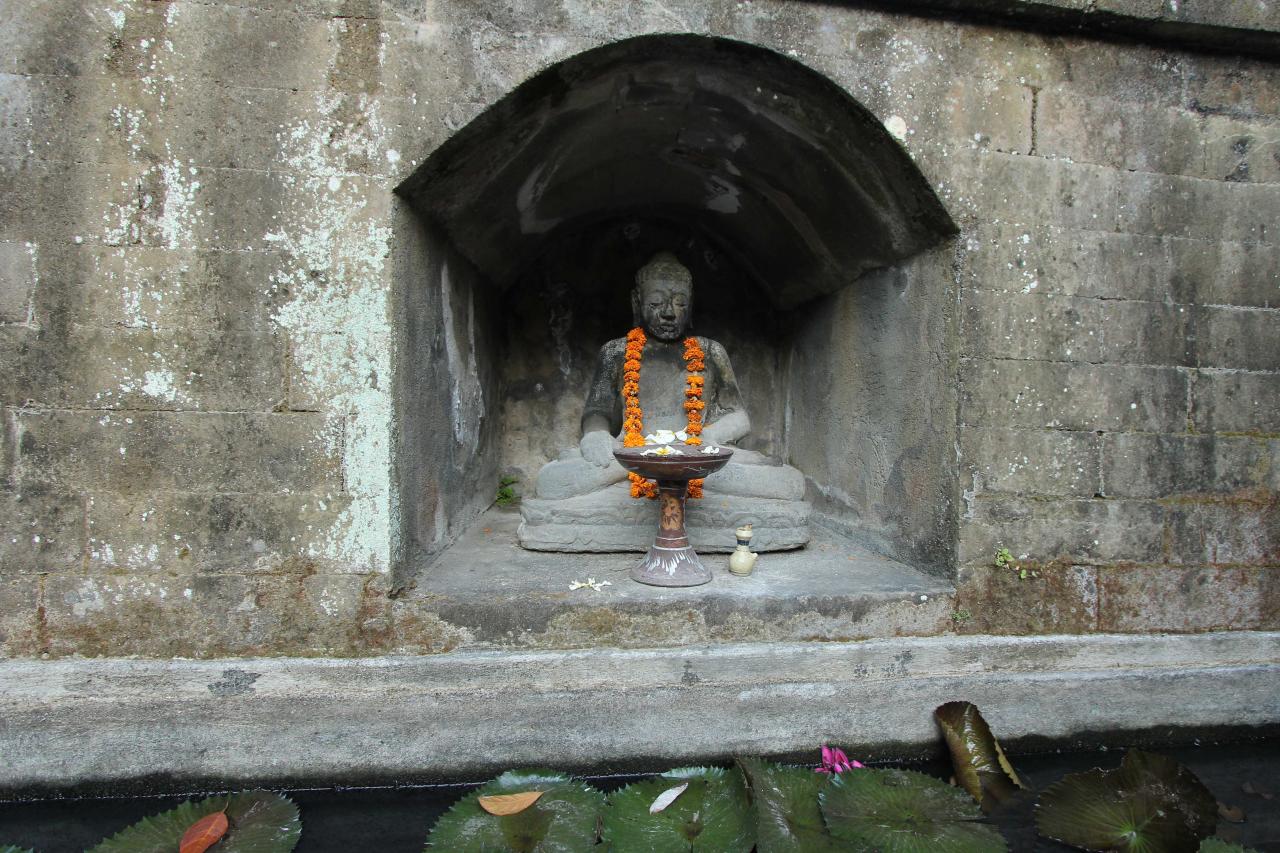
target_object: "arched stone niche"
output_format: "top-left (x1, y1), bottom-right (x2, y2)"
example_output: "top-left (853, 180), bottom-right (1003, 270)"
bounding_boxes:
top-left (392, 34), bottom-right (958, 589)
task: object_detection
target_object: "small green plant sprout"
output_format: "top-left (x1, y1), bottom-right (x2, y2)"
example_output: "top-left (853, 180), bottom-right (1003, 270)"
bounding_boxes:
top-left (494, 475), bottom-right (519, 507)
top-left (995, 547), bottom-right (1037, 580)
top-left (951, 609), bottom-right (972, 624)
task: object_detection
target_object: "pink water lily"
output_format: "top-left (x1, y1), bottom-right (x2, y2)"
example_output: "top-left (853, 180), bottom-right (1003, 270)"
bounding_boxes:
top-left (816, 745), bottom-right (865, 774)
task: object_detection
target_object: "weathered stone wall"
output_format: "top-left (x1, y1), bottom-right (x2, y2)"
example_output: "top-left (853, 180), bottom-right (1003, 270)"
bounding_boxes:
top-left (1, 0), bottom-right (1276, 657)
top-left (788, 250), bottom-right (960, 576)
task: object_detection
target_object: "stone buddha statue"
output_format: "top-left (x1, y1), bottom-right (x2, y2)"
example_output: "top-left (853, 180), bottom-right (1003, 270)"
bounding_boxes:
top-left (517, 252), bottom-right (811, 553)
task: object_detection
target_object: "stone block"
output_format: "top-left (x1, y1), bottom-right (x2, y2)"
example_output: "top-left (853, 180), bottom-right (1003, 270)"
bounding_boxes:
top-left (0, 158), bottom-right (143, 246)
top-left (14, 410), bottom-right (340, 494)
top-left (961, 359), bottom-right (1189, 432)
top-left (960, 496), bottom-right (1166, 566)
top-left (1191, 370), bottom-right (1280, 434)
top-left (41, 570), bottom-right (387, 657)
top-left (155, 166), bottom-right (392, 254)
top-left (1050, 39), bottom-right (1187, 111)
top-left (41, 572), bottom-right (242, 657)
top-left (1098, 565), bottom-right (1273, 631)
top-left (0, 486), bottom-right (83, 574)
top-left (5, 324), bottom-right (284, 413)
top-left (41, 244), bottom-right (289, 333)
top-left (1166, 498), bottom-right (1280, 566)
top-left (961, 426), bottom-right (1100, 498)
top-left (1037, 92), bottom-right (1205, 178)
top-left (1116, 169), bottom-right (1280, 244)
top-left (1101, 433), bottom-right (1212, 499)
top-left (1169, 237), bottom-right (1280, 308)
top-left (0, 0), bottom-right (117, 77)
top-left (954, 563), bottom-right (1098, 634)
top-left (0, 576), bottom-right (40, 657)
top-left (1184, 58), bottom-right (1280, 120)
top-left (48, 326), bottom-right (285, 411)
top-left (0, 240), bottom-right (35, 323)
top-left (964, 224), bottom-right (1173, 302)
top-left (938, 80), bottom-right (1033, 155)
top-left (0, 324), bottom-right (51, 407)
top-left (85, 490), bottom-right (350, 574)
top-left (285, 327), bottom-right (394, 411)
top-left (1199, 306), bottom-right (1280, 372)
top-left (1199, 113), bottom-right (1280, 184)
top-left (962, 288), bottom-right (1190, 365)
top-left (960, 153), bottom-right (1113, 231)
top-left (1104, 433), bottom-right (1279, 498)
top-left (161, 4), bottom-right (337, 92)
top-left (1035, 93), bottom-right (1280, 185)
top-left (950, 24), bottom-right (1068, 91)
top-left (1049, 159), bottom-right (1125, 232)
top-left (240, 571), bottom-right (390, 654)
top-left (51, 73), bottom-right (417, 178)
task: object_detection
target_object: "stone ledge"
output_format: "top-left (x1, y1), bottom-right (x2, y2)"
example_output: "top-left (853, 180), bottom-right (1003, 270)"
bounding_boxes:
top-left (1, 631), bottom-right (1275, 792)
top-left (855, 0), bottom-right (1280, 59)
top-left (403, 507), bottom-right (951, 648)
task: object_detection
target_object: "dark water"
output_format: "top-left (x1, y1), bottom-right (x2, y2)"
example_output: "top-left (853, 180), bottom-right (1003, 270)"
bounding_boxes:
top-left (2, 741), bottom-right (1276, 852)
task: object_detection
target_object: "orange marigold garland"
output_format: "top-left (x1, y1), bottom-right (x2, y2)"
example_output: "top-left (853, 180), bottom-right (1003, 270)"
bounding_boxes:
top-left (622, 328), bottom-right (707, 500)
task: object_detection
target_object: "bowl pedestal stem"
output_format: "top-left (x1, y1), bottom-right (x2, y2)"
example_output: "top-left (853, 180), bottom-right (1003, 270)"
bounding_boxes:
top-left (631, 479), bottom-right (712, 587)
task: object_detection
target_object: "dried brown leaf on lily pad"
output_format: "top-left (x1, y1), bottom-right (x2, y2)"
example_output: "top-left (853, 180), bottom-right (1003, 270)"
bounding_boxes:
top-left (477, 791), bottom-right (545, 816)
top-left (427, 769), bottom-right (604, 851)
top-left (1036, 749), bottom-right (1217, 852)
top-left (935, 701), bottom-right (1023, 810)
top-left (180, 812), bottom-right (229, 853)
top-left (1216, 802), bottom-right (1246, 823)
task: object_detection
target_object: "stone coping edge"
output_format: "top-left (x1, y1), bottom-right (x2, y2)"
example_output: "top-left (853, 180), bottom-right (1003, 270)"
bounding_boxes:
top-left (1, 631), bottom-right (1276, 792)
top-left (853, 0), bottom-right (1280, 60)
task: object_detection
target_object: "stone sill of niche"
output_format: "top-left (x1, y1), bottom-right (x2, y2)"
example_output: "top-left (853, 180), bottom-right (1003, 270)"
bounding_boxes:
top-left (396, 506), bottom-right (955, 651)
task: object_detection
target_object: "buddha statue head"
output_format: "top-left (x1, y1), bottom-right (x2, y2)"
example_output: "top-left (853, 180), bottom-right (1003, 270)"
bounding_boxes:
top-left (632, 252), bottom-right (693, 342)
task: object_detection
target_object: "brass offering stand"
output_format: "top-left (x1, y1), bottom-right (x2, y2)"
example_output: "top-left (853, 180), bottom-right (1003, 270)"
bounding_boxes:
top-left (612, 445), bottom-right (734, 587)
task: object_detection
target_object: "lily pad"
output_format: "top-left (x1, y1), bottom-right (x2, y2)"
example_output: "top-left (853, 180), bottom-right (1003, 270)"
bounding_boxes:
top-left (935, 701), bottom-right (1023, 809)
top-left (426, 768), bottom-right (604, 852)
top-left (820, 768), bottom-right (1007, 852)
top-left (602, 766), bottom-right (755, 852)
top-left (89, 790), bottom-right (300, 853)
top-left (737, 757), bottom-right (838, 852)
top-left (1199, 841), bottom-right (1260, 853)
top-left (1036, 749), bottom-right (1217, 852)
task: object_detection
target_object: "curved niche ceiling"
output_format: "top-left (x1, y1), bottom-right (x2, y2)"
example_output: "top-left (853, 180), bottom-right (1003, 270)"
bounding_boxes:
top-left (396, 34), bottom-right (957, 309)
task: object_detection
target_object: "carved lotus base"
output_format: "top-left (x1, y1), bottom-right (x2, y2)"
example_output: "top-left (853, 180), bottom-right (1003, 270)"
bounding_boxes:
top-left (632, 544), bottom-right (711, 587)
